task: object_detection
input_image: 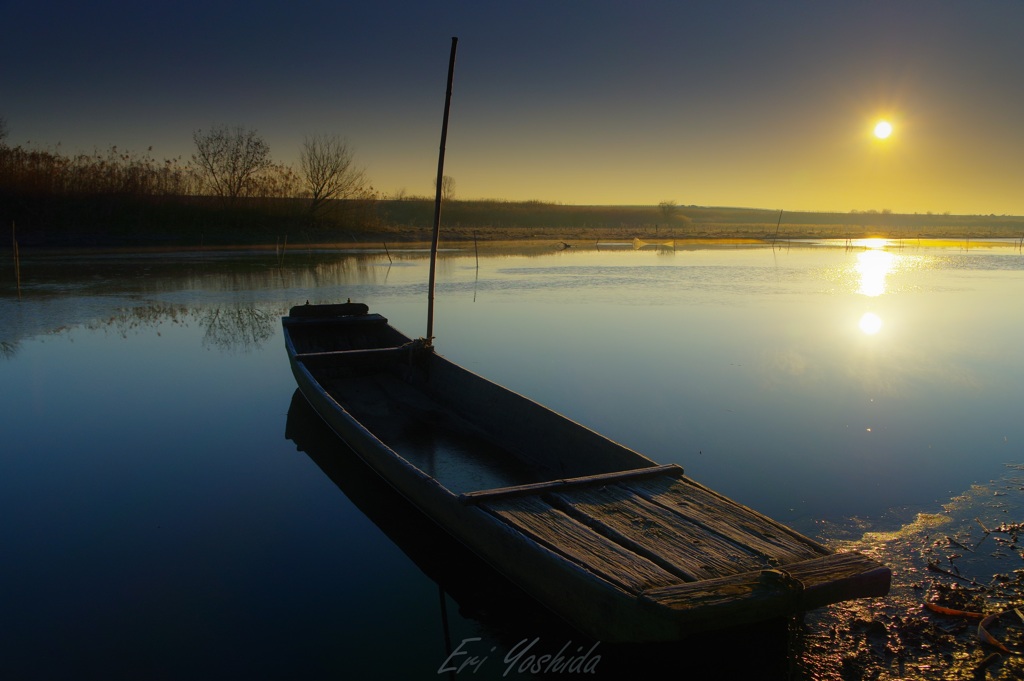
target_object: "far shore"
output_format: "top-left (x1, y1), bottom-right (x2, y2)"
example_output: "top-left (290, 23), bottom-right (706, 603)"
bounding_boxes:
top-left (8, 222), bottom-right (1023, 257)
top-left (6, 196), bottom-right (1024, 252)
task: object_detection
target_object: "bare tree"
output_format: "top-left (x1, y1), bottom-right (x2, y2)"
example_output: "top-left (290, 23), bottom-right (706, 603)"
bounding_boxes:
top-left (435, 174), bottom-right (456, 201)
top-left (0, 116), bottom-right (8, 146)
top-left (299, 134), bottom-right (367, 218)
top-left (658, 200), bottom-right (677, 222)
top-left (191, 125), bottom-right (272, 202)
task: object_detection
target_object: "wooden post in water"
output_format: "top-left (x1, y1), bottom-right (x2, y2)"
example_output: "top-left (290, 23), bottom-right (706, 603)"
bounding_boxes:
top-left (426, 37), bottom-right (458, 346)
top-left (772, 209), bottom-right (783, 246)
top-left (12, 222), bottom-right (21, 300)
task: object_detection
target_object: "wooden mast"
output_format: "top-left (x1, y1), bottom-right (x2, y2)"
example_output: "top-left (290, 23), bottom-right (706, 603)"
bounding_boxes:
top-left (426, 37), bottom-right (458, 346)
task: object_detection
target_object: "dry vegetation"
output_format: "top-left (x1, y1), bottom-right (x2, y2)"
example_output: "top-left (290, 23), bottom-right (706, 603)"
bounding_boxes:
top-left (0, 130), bottom-right (377, 248)
top-left (796, 467), bottom-right (1024, 680)
top-left (3, 133), bottom-right (1023, 249)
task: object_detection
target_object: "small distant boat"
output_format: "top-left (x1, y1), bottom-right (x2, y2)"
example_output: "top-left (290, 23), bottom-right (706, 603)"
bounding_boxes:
top-left (282, 302), bottom-right (890, 641)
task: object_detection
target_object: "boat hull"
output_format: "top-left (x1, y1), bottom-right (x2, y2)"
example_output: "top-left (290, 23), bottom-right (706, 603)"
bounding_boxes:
top-left (283, 303), bottom-right (890, 641)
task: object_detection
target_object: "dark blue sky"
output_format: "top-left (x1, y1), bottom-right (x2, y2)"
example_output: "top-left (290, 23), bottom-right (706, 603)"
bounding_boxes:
top-left (4, 1), bottom-right (1023, 213)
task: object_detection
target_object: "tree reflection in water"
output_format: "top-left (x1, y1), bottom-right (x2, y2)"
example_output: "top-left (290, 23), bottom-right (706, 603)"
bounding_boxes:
top-left (199, 306), bottom-right (276, 353)
top-left (0, 301), bottom-right (286, 355)
top-left (94, 303), bottom-right (192, 339)
top-left (0, 339), bottom-right (18, 359)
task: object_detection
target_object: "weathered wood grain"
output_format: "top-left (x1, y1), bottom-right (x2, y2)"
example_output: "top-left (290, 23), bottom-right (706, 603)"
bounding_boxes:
top-left (483, 495), bottom-right (683, 593)
top-left (549, 485), bottom-right (769, 580)
top-left (624, 476), bottom-right (827, 564)
top-left (639, 552), bottom-right (891, 628)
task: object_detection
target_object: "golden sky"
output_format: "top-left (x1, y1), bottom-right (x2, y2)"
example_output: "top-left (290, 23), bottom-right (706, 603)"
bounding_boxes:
top-left (4, 2), bottom-right (1023, 215)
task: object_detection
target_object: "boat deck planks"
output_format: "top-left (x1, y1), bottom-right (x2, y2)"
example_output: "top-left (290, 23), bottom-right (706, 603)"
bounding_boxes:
top-left (626, 476), bottom-right (828, 564)
top-left (484, 495), bottom-right (682, 593)
top-left (549, 484), bottom-right (780, 580)
top-left (639, 551), bottom-right (891, 626)
top-left (476, 469), bottom-right (832, 594)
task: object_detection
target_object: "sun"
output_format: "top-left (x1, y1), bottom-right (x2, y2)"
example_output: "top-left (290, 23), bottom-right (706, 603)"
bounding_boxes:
top-left (859, 312), bottom-right (883, 335)
top-left (873, 120), bottom-right (893, 139)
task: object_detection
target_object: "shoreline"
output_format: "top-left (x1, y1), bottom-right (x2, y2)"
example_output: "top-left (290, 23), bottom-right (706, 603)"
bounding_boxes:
top-left (6, 232), bottom-right (1021, 258)
top-left (6, 218), bottom-right (1024, 257)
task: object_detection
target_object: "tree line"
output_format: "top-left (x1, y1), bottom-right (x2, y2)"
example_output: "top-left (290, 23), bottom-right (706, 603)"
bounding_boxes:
top-left (0, 118), bottom-right (377, 246)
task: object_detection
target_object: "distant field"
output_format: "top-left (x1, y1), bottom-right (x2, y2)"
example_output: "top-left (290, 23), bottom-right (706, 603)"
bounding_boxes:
top-left (5, 196), bottom-right (1024, 249)
top-left (372, 200), bottom-right (1024, 243)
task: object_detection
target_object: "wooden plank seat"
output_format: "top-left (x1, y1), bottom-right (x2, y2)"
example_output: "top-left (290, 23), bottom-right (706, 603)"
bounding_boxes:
top-left (294, 345), bottom-right (416, 361)
top-left (458, 464), bottom-right (685, 505)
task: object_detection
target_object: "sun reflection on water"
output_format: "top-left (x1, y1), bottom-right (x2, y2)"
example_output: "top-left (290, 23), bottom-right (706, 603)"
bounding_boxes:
top-left (854, 241), bottom-right (897, 335)
top-left (858, 312), bottom-right (883, 335)
top-left (856, 247), bottom-right (897, 297)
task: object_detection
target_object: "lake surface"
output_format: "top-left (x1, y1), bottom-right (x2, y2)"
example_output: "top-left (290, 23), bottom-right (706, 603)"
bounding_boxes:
top-left (2, 239), bottom-right (1023, 679)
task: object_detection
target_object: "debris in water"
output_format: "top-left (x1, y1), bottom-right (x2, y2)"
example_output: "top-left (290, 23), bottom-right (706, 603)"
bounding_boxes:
top-left (796, 465), bottom-right (1024, 679)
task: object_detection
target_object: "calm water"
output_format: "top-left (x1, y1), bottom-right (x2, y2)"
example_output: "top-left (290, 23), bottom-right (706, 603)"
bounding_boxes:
top-left (2, 239), bottom-right (1023, 679)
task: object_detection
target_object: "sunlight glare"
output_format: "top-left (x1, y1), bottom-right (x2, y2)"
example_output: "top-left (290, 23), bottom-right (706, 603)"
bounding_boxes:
top-left (855, 238), bottom-right (888, 249)
top-left (856, 248), bottom-right (896, 297)
top-left (874, 120), bottom-right (893, 139)
top-left (859, 312), bottom-right (883, 335)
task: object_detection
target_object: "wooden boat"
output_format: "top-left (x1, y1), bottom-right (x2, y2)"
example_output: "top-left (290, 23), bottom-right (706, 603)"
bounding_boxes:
top-left (282, 301), bottom-right (890, 642)
top-left (283, 388), bottom-right (566, 638)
